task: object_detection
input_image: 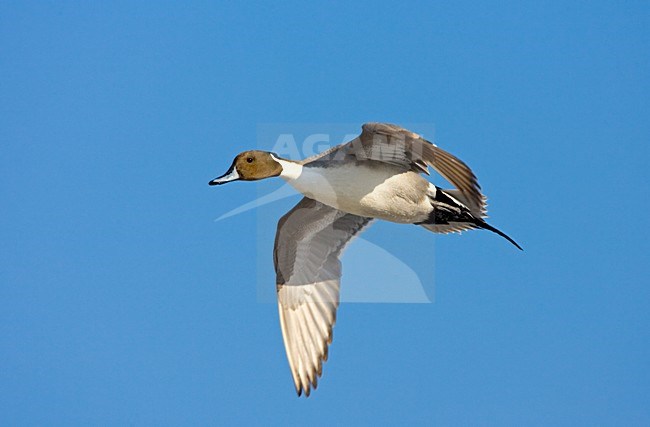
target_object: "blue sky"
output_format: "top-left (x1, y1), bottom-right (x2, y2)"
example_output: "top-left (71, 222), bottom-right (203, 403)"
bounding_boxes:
top-left (1, 1), bottom-right (649, 425)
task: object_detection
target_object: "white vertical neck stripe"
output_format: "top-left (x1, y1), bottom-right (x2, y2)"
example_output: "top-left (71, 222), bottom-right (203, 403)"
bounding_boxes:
top-left (272, 156), bottom-right (303, 181)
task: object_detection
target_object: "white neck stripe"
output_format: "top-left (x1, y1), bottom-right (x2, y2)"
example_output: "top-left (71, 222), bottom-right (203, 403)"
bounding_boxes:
top-left (272, 156), bottom-right (303, 181)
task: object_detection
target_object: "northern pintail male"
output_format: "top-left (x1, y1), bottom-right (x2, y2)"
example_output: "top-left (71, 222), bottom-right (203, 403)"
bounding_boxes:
top-left (209, 122), bottom-right (521, 397)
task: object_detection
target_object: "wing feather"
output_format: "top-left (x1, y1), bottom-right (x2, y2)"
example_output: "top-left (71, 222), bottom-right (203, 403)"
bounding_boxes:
top-left (274, 197), bottom-right (372, 396)
top-left (303, 122), bottom-right (487, 216)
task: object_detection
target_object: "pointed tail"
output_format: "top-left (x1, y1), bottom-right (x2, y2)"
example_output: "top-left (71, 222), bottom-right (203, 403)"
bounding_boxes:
top-left (474, 219), bottom-right (523, 251)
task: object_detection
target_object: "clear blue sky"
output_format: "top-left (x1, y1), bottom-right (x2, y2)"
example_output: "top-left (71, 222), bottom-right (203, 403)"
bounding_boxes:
top-left (2, 1), bottom-right (649, 425)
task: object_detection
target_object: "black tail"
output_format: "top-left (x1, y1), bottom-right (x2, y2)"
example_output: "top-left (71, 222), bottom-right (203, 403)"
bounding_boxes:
top-left (423, 187), bottom-right (523, 250)
top-left (473, 219), bottom-right (523, 251)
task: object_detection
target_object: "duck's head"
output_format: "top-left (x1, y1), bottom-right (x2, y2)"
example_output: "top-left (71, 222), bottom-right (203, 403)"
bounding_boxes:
top-left (209, 150), bottom-right (283, 185)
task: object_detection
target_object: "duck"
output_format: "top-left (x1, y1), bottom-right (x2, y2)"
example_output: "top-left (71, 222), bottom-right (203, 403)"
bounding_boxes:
top-left (209, 122), bottom-right (522, 397)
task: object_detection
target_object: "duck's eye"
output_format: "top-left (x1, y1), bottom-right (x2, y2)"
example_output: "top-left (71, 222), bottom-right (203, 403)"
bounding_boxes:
top-left (246, 157), bottom-right (254, 163)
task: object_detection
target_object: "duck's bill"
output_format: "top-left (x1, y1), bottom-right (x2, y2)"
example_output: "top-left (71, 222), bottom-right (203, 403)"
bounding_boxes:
top-left (209, 166), bottom-right (240, 185)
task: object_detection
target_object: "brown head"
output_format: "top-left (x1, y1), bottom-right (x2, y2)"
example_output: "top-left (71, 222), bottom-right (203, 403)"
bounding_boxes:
top-left (209, 150), bottom-right (283, 185)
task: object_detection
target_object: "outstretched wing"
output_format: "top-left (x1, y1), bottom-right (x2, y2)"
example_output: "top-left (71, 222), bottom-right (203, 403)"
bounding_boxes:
top-left (304, 122), bottom-right (486, 216)
top-left (274, 197), bottom-right (372, 397)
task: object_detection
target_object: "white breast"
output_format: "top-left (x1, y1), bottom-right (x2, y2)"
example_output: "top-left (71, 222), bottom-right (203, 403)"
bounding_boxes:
top-left (276, 159), bottom-right (432, 223)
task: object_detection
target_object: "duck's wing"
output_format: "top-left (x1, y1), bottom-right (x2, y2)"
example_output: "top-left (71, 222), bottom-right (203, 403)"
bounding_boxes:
top-left (274, 197), bottom-right (372, 397)
top-left (305, 123), bottom-right (485, 216)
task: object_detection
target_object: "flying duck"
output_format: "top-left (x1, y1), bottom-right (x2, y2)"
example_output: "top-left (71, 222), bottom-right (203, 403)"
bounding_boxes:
top-left (209, 122), bottom-right (521, 396)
